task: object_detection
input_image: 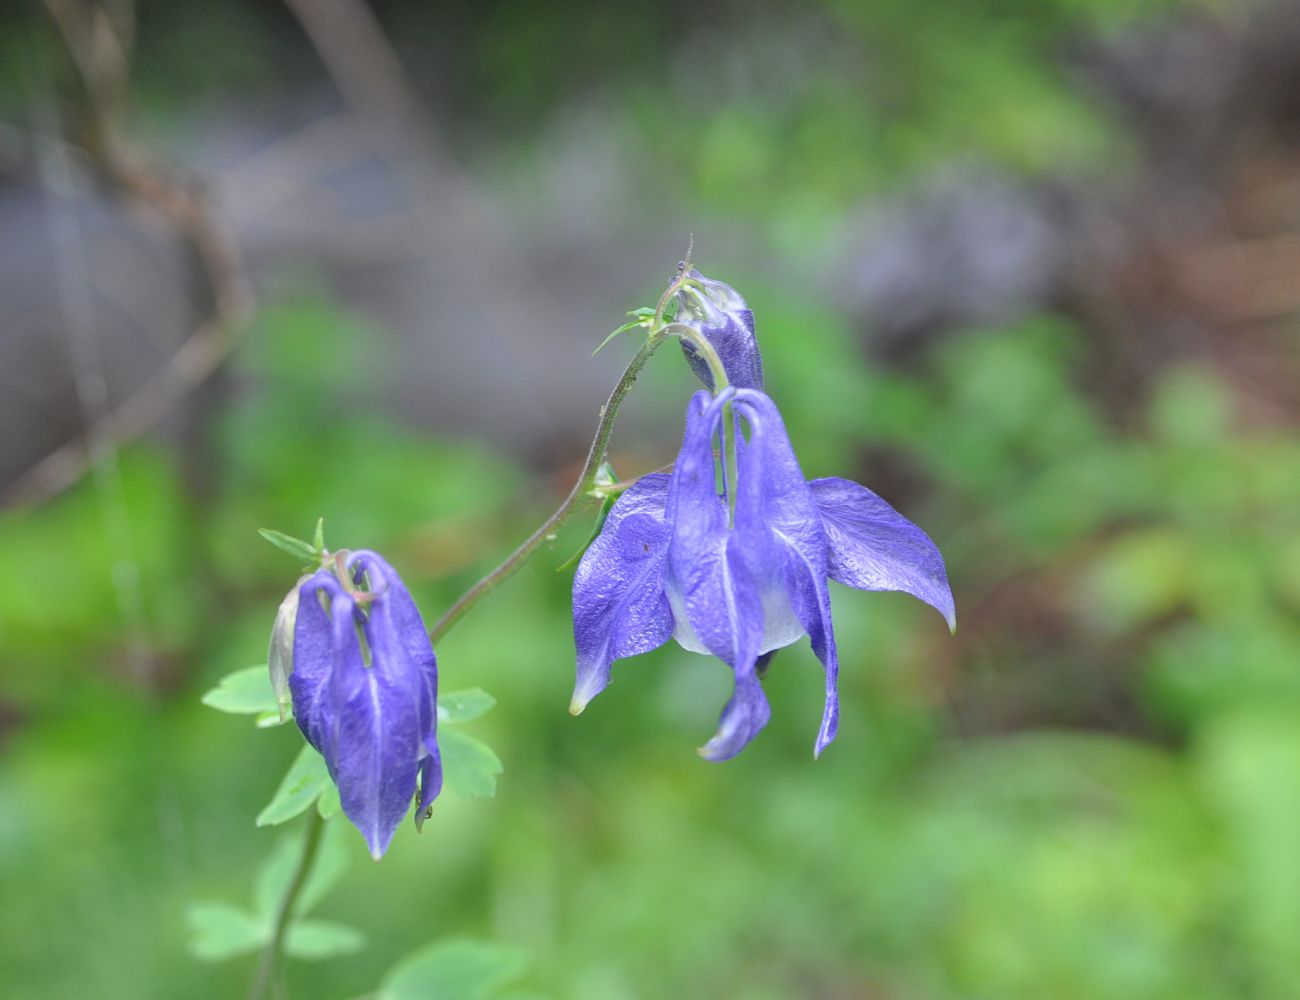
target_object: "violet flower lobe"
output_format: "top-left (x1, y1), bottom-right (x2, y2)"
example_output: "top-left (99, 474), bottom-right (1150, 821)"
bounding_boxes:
top-left (675, 270), bottom-right (765, 390)
top-left (571, 388), bottom-right (954, 760)
top-left (291, 550), bottom-right (441, 859)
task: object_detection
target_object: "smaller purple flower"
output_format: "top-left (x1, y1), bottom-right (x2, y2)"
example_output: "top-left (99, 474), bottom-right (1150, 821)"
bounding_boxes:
top-left (676, 270), bottom-right (765, 391)
top-left (571, 388), bottom-right (954, 760)
top-left (290, 550), bottom-right (441, 859)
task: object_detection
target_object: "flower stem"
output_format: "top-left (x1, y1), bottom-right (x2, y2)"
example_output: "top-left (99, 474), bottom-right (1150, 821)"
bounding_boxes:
top-left (427, 265), bottom-right (704, 646)
top-left (247, 809), bottom-right (325, 1000)
top-left (429, 332), bottom-right (666, 644)
top-left (659, 321), bottom-right (737, 523)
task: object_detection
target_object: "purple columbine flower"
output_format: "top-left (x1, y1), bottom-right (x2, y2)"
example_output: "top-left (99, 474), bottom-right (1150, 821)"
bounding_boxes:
top-left (571, 388), bottom-right (954, 760)
top-left (676, 270), bottom-right (765, 390)
top-left (291, 550), bottom-right (441, 858)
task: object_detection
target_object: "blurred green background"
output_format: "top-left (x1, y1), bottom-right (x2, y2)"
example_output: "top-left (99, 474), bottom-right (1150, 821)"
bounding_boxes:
top-left (3, 0), bottom-right (1300, 996)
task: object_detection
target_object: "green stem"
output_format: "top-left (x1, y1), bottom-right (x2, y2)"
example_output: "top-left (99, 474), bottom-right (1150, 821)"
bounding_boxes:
top-left (247, 809), bottom-right (325, 1000)
top-left (428, 331), bottom-right (667, 645)
top-left (426, 265), bottom-right (718, 646)
top-left (660, 321), bottom-right (736, 522)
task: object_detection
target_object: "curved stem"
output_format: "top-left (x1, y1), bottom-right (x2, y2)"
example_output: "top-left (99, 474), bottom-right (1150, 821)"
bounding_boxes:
top-left (428, 331), bottom-right (666, 645)
top-left (248, 809), bottom-right (325, 1000)
top-left (659, 321), bottom-right (730, 395)
top-left (660, 321), bottom-right (737, 522)
top-left (426, 260), bottom-right (708, 646)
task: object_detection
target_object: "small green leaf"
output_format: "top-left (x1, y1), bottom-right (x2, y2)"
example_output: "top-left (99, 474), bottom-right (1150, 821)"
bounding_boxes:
top-left (256, 746), bottom-right (332, 827)
top-left (186, 902), bottom-right (267, 962)
top-left (591, 318), bottom-right (648, 356)
top-left (284, 919), bottom-right (366, 960)
top-left (441, 728), bottom-right (503, 798)
top-left (258, 528), bottom-right (319, 564)
top-left (317, 784), bottom-right (341, 819)
top-left (437, 689), bottom-right (496, 724)
top-left (254, 821), bottom-right (350, 920)
top-left (312, 517), bottom-right (326, 555)
top-left (256, 709), bottom-right (290, 728)
top-left (202, 666), bottom-right (279, 717)
top-left (627, 306), bottom-right (656, 319)
top-left (380, 938), bottom-right (531, 1000)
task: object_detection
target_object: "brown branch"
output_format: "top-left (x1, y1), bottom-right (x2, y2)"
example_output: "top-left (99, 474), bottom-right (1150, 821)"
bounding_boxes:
top-left (4, 6), bottom-right (254, 508)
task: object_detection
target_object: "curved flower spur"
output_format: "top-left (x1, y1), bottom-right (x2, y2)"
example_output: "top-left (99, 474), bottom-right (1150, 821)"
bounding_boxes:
top-left (571, 271), bottom-right (954, 760)
top-left (290, 550), bottom-right (442, 858)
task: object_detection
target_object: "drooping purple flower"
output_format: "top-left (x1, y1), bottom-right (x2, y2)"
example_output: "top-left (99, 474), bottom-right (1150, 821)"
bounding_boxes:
top-left (571, 388), bottom-right (954, 760)
top-left (291, 550), bottom-right (441, 859)
top-left (675, 270), bottom-right (765, 390)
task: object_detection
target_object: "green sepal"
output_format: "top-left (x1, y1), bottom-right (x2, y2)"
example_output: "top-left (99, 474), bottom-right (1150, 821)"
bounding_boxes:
top-left (592, 308), bottom-right (654, 356)
top-left (258, 528), bottom-right (318, 564)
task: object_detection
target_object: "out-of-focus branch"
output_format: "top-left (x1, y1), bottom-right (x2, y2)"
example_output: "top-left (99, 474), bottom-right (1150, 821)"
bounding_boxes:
top-left (4, 4), bottom-right (254, 508)
top-left (279, 0), bottom-right (559, 383)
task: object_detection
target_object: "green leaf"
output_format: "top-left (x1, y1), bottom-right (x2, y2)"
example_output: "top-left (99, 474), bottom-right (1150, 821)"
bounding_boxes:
top-left (317, 784), bottom-right (341, 819)
top-left (257, 745), bottom-right (332, 827)
top-left (258, 528), bottom-right (319, 564)
top-left (283, 919), bottom-right (366, 960)
top-left (437, 688), bottom-right (496, 724)
top-left (254, 821), bottom-right (350, 920)
top-left (312, 516), bottom-right (326, 555)
top-left (256, 709), bottom-right (290, 728)
top-left (186, 902), bottom-right (267, 962)
top-left (379, 938), bottom-right (530, 1000)
top-left (591, 317), bottom-right (648, 356)
top-left (441, 728), bottom-right (503, 798)
top-left (201, 665), bottom-right (279, 716)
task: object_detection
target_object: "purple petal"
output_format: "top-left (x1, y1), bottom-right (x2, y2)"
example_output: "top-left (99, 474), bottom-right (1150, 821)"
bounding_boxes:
top-left (670, 390), bottom-right (773, 757)
top-left (290, 569), bottom-right (344, 755)
top-left (809, 477), bottom-right (956, 631)
top-left (677, 270), bottom-right (765, 390)
top-left (699, 670), bottom-right (771, 762)
top-left (289, 553), bottom-right (442, 858)
top-left (735, 390), bottom-right (840, 756)
top-left (330, 591), bottom-right (422, 859)
top-left (349, 551), bottom-right (442, 814)
top-left (570, 473), bottom-right (675, 712)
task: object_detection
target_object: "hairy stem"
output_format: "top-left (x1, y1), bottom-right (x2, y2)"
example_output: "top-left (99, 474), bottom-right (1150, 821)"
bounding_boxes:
top-left (427, 265), bottom-right (711, 646)
top-left (248, 809), bottom-right (325, 1000)
top-left (428, 332), bottom-right (666, 644)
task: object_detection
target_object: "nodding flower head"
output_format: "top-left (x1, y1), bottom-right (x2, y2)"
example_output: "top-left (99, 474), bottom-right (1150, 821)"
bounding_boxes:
top-left (675, 269), bottom-right (764, 391)
top-left (290, 550), bottom-right (441, 859)
top-left (571, 388), bottom-right (954, 761)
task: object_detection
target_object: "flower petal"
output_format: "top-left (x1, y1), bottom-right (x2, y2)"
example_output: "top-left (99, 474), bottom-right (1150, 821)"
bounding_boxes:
top-left (735, 390), bottom-right (840, 756)
top-left (677, 270), bottom-right (765, 390)
top-left (327, 596), bottom-right (420, 858)
top-left (671, 389), bottom-right (772, 758)
top-left (570, 473), bottom-right (675, 712)
top-left (809, 477), bottom-right (956, 631)
top-left (290, 569), bottom-right (345, 756)
top-left (349, 551), bottom-right (442, 816)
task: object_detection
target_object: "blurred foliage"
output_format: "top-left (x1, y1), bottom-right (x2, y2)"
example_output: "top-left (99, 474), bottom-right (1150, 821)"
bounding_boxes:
top-left (4, 269), bottom-right (1298, 997)
top-left (3, 0), bottom-right (1298, 998)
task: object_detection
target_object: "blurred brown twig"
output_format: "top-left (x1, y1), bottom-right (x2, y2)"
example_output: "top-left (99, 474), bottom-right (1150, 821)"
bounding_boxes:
top-left (3, 1), bottom-right (254, 508)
